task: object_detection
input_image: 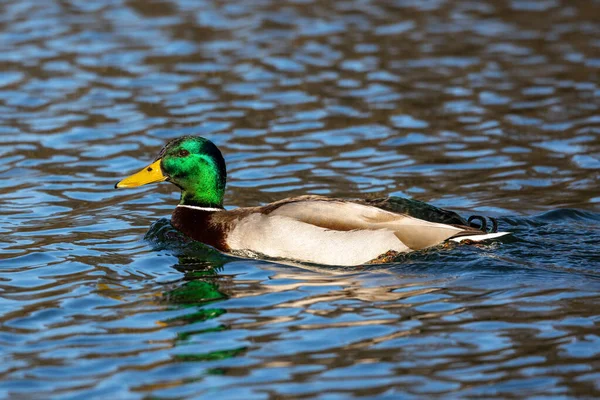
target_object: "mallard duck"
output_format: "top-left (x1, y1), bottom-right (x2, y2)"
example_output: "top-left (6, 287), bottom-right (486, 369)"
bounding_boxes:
top-left (116, 136), bottom-right (509, 266)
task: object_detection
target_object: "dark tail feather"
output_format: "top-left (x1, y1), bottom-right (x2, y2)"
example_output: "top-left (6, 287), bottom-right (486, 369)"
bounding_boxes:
top-left (467, 215), bottom-right (498, 233)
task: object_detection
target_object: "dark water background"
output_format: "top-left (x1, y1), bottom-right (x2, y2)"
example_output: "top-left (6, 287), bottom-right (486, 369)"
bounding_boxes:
top-left (1, 0), bottom-right (600, 398)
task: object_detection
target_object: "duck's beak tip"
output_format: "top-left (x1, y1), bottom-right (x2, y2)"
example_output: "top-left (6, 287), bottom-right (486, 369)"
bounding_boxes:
top-left (115, 159), bottom-right (165, 189)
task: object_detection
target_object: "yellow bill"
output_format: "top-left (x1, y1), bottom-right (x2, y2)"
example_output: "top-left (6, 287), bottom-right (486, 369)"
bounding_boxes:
top-left (115, 159), bottom-right (167, 188)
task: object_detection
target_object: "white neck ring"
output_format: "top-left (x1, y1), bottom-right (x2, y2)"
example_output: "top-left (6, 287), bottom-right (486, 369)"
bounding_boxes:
top-left (177, 205), bottom-right (223, 212)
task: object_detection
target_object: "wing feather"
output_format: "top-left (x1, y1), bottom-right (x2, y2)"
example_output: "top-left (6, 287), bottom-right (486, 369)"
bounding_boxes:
top-left (270, 200), bottom-right (464, 250)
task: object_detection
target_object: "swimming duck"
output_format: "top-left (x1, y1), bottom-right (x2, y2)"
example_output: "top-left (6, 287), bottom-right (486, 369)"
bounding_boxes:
top-left (116, 136), bottom-right (509, 266)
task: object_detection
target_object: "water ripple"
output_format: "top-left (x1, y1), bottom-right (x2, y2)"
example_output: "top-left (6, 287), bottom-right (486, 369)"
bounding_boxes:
top-left (1, 0), bottom-right (599, 398)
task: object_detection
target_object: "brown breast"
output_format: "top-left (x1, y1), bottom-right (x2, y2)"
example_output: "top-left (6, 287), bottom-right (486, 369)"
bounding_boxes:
top-left (170, 207), bottom-right (232, 251)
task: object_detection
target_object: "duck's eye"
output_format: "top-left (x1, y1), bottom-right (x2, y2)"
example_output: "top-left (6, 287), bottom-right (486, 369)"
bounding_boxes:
top-left (178, 149), bottom-right (190, 157)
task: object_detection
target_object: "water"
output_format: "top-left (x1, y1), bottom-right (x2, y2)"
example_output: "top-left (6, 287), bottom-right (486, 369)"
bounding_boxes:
top-left (1, 0), bottom-right (600, 398)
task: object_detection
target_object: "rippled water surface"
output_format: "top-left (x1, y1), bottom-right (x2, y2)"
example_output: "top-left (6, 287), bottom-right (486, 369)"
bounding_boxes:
top-left (1, 0), bottom-right (600, 398)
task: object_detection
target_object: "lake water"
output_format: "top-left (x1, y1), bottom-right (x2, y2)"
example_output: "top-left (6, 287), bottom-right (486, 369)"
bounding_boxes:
top-left (1, 0), bottom-right (599, 398)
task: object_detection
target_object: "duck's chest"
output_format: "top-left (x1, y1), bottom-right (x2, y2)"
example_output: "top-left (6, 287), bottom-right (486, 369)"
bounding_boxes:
top-left (171, 207), bottom-right (230, 251)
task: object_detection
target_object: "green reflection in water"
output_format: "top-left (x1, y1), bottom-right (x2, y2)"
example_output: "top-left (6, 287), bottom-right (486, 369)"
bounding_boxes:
top-left (147, 219), bottom-right (246, 363)
top-left (176, 325), bottom-right (228, 342)
top-left (165, 280), bottom-right (227, 305)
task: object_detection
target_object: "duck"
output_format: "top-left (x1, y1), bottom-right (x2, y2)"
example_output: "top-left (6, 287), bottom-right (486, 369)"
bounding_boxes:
top-left (116, 136), bottom-right (509, 266)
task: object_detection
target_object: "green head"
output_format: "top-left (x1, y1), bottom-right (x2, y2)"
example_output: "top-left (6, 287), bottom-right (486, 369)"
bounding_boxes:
top-left (116, 136), bottom-right (227, 208)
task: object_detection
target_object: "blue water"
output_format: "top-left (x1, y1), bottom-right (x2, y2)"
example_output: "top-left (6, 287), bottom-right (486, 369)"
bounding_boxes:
top-left (1, 0), bottom-right (600, 398)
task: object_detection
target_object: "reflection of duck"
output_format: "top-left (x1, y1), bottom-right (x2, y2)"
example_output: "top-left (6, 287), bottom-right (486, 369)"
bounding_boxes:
top-left (160, 260), bottom-right (247, 361)
top-left (116, 136), bottom-right (509, 266)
